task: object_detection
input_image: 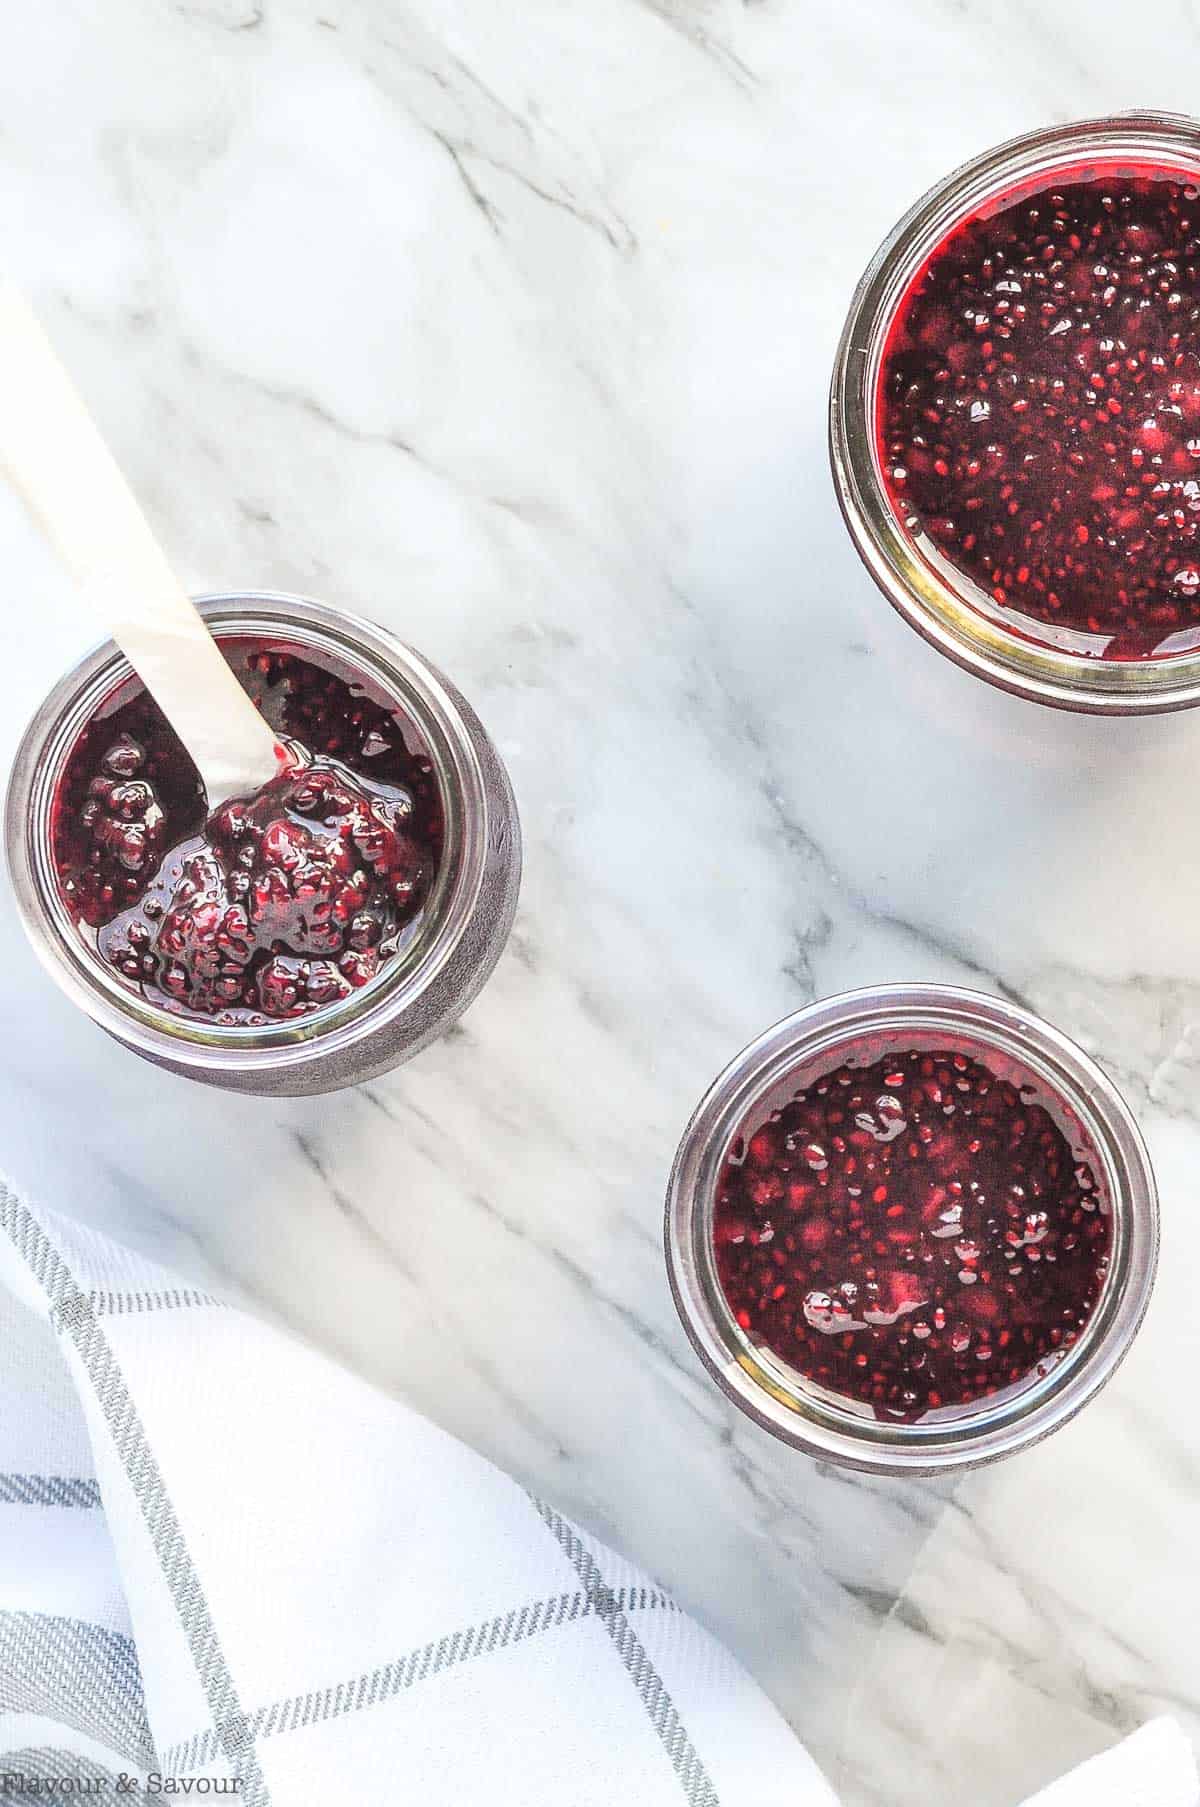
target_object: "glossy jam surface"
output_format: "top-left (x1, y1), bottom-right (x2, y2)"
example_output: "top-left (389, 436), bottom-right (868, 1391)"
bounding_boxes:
top-left (53, 648), bottom-right (443, 1024)
top-left (881, 170), bottom-right (1200, 658)
top-left (713, 1048), bottom-right (1110, 1420)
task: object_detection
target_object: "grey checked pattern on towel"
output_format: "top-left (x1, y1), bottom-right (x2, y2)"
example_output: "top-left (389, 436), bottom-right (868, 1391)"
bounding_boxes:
top-left (0, 1178), bottom-right (1193, 1806)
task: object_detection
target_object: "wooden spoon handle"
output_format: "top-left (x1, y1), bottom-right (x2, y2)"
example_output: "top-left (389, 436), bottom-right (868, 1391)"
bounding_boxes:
top-left (0, 284), bottom-right (279, 804)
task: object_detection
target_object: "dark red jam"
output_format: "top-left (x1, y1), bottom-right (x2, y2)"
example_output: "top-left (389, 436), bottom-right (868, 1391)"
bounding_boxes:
top-left (713, 1048), bottom-right (1110, 1420)
top-left (881, 169), bottom-right (1200, 658)
top-left (53, 648), bottom-right (443, 1024)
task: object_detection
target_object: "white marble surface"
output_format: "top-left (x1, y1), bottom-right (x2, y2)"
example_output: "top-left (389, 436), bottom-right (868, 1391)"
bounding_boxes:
top-left (2, 4), bottom-right (1200, 1802)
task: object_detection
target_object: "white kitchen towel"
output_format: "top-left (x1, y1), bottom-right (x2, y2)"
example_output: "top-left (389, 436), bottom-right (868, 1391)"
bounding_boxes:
top-left (0, 1176), bottom-right (1194, 1807)
top-left (0, 1178), bottom-right (838, 1805)
top-left (1021, 1718), bottom-right (1198, 1807)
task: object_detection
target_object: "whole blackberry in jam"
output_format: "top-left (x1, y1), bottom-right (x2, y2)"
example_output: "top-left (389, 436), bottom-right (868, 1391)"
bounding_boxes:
top-left (53, 697), bottom-right (205, 928)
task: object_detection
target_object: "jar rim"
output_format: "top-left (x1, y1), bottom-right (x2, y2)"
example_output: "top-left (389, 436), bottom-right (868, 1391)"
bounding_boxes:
top-left (830, 110), bottom-right (1200, 713)
top-left (5, 591), bottom-right (495, 1078)
top-left (664, 984), bottom-right (1158, 1474)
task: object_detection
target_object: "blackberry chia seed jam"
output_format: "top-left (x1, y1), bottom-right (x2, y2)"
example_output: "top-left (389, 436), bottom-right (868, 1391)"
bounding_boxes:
top-left (52, 646), bottom-right (443, 1025)
top-left (6, 593), bottom-right (521, 1095)
top-left (714, 1047), bottom-right (1108, 1420)
top-left (832, 113), bottom-right (1200, 709)
top-left (666, 988), bottom-right (1157, 1474)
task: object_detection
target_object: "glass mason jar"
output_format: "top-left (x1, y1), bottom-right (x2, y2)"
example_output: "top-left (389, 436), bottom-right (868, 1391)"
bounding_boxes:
top-left (5, 591), bottom-right (521, 1095)
top-left (664, 986), bottom-right (1158, 1474)
top-left (830, 111), bottom-right (1200, 712)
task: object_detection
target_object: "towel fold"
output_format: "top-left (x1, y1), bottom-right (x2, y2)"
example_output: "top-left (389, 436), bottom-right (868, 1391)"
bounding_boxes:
top-left (0, 1176), bottom-right (1192, 1806)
